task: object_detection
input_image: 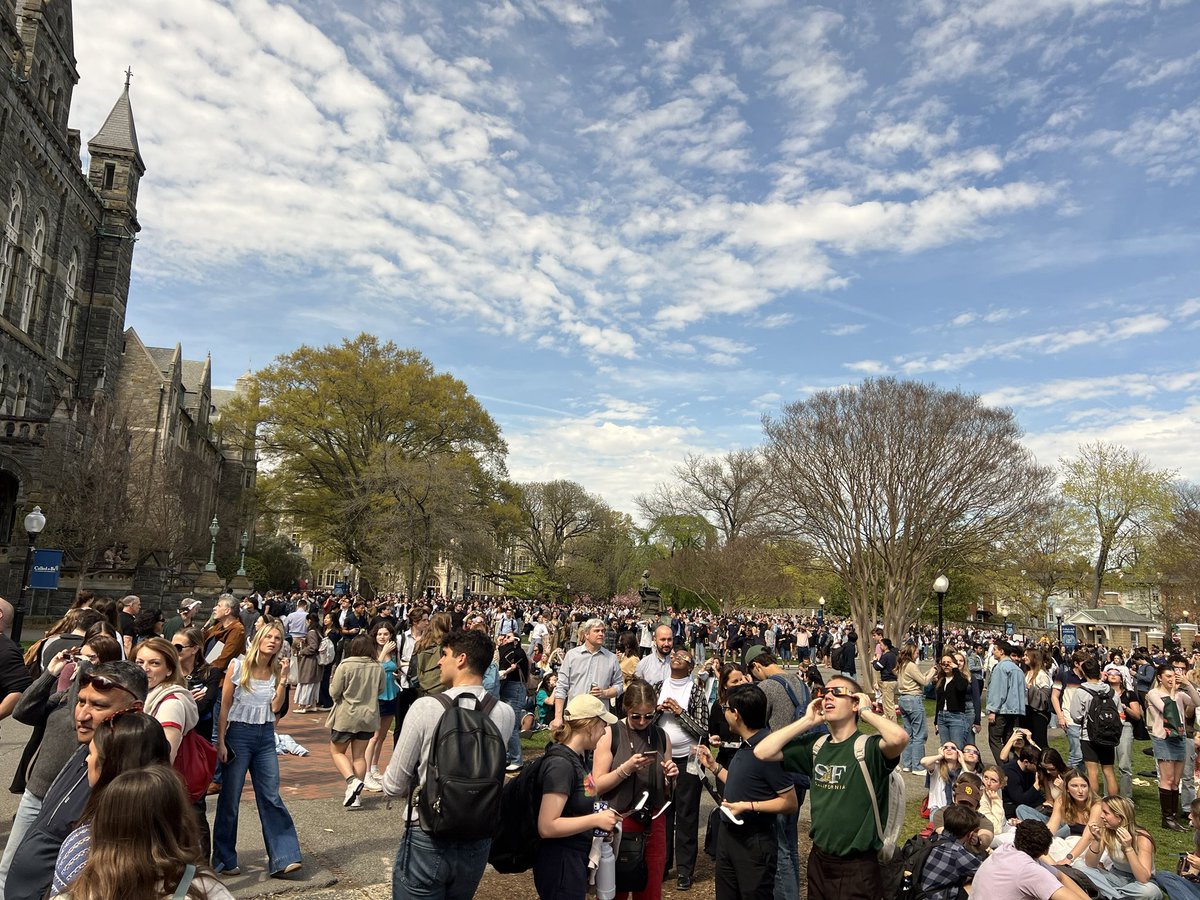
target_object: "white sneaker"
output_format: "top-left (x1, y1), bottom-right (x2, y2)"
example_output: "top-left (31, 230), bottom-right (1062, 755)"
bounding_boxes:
top-left (349, 795), bottom-right (363, 810)
top-left (344, 778), bottom-right (365, 807)
top-left (363, 773), bottom-right (383, 792)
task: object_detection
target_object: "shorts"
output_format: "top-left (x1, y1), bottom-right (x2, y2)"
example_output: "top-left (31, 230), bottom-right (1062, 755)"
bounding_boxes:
top-left (379, 697), bottom-right (398, 718)
top-left (1081, 740), bottom-right (1115, 765)
top-left (330, 729), bottom-right (373, 744)
top-left (1153, 735), bottom-right (1186, 761)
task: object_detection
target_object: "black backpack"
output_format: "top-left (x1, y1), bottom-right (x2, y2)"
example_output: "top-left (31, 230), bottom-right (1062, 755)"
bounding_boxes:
top-left (1084, 686), bottom-right (1122, 748)
top-left (488, 743), bottom-right (575, 873)
top-left (412, 692), bottom-right (506, 840)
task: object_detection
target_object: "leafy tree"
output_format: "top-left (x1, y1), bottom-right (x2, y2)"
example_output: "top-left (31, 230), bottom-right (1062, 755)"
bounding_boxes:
top-left (564, 508), bottom-right (651, 601)
top-left (1060, 442), bottom-right (1175, 606)
top-left (229, 334), bottom-right (505, 571)
top-left (247, 533), bottom-right (310, 591)
top-left (762, 378), bottom-right (1052, 668)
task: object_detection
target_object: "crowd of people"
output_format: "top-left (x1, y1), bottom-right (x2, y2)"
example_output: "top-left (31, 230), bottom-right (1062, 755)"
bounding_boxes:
top-left (1, 587), bottom-right (1200, 900)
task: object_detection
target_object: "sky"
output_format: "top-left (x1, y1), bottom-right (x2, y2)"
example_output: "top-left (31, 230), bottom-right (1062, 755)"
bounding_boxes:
top-left (67, 0), bottom-right (1200, 515)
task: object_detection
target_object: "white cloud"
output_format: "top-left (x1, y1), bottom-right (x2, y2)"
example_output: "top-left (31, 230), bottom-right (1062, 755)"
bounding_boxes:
top-left (826, 323), bottom-right (866, 336)
top-left (1094, 102), bottom-right (1200, 183)
top-left (844, 359), bottom-right (889, 375)
top-left (1108, 49), bottom-right (1200, 88)
top-left (982, 370), bottom-right (1200, 409)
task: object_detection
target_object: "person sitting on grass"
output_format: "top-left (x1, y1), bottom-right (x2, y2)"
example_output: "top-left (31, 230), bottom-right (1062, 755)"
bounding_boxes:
top-left (973, 820), bottom-right (1089, 899)
top-left (1152, 797), bottom-right (1200, 899)
top-left (915, 804), bottom-right (985, 900)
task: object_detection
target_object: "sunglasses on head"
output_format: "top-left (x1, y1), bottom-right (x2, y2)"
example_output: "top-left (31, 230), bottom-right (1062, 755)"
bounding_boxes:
top-left (80, 672), bottom-right (136, 697)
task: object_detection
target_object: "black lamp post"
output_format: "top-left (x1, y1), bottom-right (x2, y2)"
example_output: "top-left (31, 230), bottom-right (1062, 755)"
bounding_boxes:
top-left (817, 596), bottom-right (825, 625)
top-left (10, 505), bottom-right (47, 644)
top-left (933, 575), bottom-right (949, 662)
top-left (204, 516), bottom-right (219, 572)
top-left (1055, 606), bottom-right (1063, 642)
top-left (236, 530), bottom-right (248, 577)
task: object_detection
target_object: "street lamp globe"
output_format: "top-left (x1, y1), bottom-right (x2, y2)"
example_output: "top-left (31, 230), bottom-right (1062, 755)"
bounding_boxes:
top-left (24, 506), bottom-right (46, 535)
top-left (1054, 606), bottom-right (1062, 618)
top-left (818, 596), bottom-right (825, 606)
top-left (933, 575), bottom-right (949, 594)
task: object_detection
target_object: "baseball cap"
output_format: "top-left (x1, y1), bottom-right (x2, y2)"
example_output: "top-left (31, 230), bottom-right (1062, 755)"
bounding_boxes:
top-left (563, 694), bottom-right (617, 725)
top-left (743, 644), bottom-right (769, 668)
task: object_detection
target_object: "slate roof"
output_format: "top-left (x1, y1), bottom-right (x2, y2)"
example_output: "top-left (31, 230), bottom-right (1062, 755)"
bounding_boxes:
top-left (90, 87), bottom-right (143, 164)
top-left (1066, 605), bottom-right (1159, 627)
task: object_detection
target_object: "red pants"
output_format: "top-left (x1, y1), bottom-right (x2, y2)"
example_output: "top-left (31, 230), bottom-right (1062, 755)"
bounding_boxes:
top-left (615, 813), bottom-right (667, 900)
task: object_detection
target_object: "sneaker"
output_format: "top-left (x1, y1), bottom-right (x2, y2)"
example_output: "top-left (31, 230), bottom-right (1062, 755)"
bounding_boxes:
top-left (216, 867), bottom-right (240, 877)
top-left (293, 707), bottom-right (310, 714)
top-left (363, 772), bottom-right (383, 792)
top-left (271, 861), bottom-right (302, 877)
top-left (349, 795), bottom-right (363, 809)
top-left (505, 763), bottom-right (523, 774)
top-left (344, 778), bottom-right (365, 807)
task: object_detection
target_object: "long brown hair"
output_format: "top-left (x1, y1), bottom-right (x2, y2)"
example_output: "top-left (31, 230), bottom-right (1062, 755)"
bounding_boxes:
top-left (416, 611), bottom-right (452, 653)
top-left (79, 712), bottom-right (170, 823)
top-left (135, 637), bottom-right (185, 687)
top-left (68, 766), bottom-right (214, 900)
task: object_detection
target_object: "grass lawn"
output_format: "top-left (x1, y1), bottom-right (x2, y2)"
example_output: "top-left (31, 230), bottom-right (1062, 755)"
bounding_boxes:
top-left (896, 701), bottom-right (1194, 872)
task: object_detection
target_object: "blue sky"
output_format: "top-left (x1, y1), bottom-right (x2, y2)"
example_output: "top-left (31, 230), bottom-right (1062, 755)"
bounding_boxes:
top-left (70, 0), bottom-right (1200, 513)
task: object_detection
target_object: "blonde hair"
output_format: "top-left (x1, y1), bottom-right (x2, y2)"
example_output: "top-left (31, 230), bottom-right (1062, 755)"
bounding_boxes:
top-left (135, 637), bottom-right (185, 687)
top-left (238, 621), bottom-right (285, 692)
top-left (552, 716), bottom-right (600, 746)
top-left (1098, 796), bottom-right (1152, 858)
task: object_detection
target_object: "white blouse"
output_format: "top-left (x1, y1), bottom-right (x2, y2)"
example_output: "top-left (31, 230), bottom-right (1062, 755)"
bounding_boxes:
top-left (226, 657), bottom-right (278, 725)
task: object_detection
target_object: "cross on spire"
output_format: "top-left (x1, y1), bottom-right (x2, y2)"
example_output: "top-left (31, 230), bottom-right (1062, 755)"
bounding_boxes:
top-left (124, 67), bottom-right (133, 90)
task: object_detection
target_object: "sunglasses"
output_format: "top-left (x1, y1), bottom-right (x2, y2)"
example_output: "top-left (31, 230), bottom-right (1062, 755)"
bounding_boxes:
top-left (823, 686), bottom-right (853, 698)
top-left (942, 745), bottom-right (959, 751)
top-left (962, 747), bottom-right (979, 754)
top-left (627, 712), bottom-right (655, 721)
top-left (80, 672), bottom-right (137, 697)
top-left (172, 643), bottom-right (191, 652)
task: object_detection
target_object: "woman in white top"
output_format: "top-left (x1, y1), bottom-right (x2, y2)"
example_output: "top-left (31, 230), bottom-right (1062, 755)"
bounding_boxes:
top-left (134, 638), bottom-right (199, 762)
top-left (212, 621), bottom-right (302, 878)
top-left (919, 741), bottom-right (962, 817)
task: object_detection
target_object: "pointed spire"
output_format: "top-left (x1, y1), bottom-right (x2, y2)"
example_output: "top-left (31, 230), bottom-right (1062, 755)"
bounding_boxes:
top-left (89, 76), bottom-right (143, 169)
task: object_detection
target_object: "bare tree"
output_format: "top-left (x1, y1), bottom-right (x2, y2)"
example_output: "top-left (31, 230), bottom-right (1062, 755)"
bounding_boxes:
top-left (1060, 442), bottom-right (1175, 607)
top-left (763, 378), bottom-right (1052, 667)
top-left (513, 480), bottom-right (606, 575)
top-left (637, 450), bottom-right (775, 543)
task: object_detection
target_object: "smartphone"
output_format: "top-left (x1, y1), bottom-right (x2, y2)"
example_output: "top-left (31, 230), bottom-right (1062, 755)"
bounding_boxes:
top-left (640, 750), bottom-right (661, 759)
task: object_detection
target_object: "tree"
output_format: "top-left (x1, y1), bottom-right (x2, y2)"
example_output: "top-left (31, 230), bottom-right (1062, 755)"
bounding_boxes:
top-left (637, 450), bottom-right (775, 543)
top-left (1060, 442), bottom-right (1175, 607)
top-left (512, 480), bottom-right (607, 576)
top-left (762, 378), bottom-right (1053, 668)
top-left (234, 334), bottom-right (505, 569)
top-left (565, 508), bottom-right (651, 602)
top-left (1150, 482), bottom-right (1200, 621)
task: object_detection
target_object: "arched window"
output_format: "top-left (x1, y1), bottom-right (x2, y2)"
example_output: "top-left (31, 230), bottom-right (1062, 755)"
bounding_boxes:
top-left (56, 249), bottom-right (78, 358)
top-left (18, 210), bottom-right (45, 331)
top-left (15, 375), bottom-right (28, 417)
top-left (0, 184), bottom-right (21, 316)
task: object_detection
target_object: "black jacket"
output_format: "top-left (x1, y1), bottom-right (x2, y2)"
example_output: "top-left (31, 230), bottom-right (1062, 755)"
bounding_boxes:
top-left (5, 745), bottom-right (90, 900)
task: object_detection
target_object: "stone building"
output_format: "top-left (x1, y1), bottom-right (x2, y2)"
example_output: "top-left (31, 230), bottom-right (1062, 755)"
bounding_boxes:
top-left (0, 0), bottom-right (142, 593)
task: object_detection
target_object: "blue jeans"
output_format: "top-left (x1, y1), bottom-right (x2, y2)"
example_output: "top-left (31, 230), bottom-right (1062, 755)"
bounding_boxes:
top-left (899, 695), bottom-right (928, 770)
top-left (938, 711), bottom-right (970, 751)
top-left (213, 721), bottom-right (301, 874)
top-left (0, 790), bottom-right (42, 890)
top-left (1065, 723), bottom-right (1082, 770)
top-left (393, 825), bottom-right (491, 900)
top-left (499, 680), bottom-right (525, 766)
top-left (775, 808), bottom-right (801, 900)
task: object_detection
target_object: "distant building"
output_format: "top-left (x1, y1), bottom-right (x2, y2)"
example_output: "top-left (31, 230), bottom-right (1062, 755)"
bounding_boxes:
top-left (1064, 592), bottom-right (1161, 649)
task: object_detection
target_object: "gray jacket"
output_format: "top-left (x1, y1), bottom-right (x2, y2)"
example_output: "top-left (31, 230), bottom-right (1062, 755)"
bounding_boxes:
top-left (12, 669), bottom-right (84, 800)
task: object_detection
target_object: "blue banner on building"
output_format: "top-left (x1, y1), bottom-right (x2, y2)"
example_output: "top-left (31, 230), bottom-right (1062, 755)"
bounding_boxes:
top-left (1061, 623), bottom-right (1077, 649)
top-left (30, 549), bottom-right (63, 590)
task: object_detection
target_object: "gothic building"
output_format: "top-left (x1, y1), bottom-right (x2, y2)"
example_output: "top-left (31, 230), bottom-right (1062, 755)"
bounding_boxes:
top-left (0, 0), bottom-right (143, 587)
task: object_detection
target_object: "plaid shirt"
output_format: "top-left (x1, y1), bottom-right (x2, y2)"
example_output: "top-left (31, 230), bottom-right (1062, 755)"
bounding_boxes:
top-left (917, 836), bottom-right (982, 900)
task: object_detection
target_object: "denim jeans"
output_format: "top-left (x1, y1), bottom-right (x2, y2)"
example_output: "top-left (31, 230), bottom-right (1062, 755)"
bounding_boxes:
top-left (899, 695), bottom-right (928, 770)
top-left (0, 790), bottom-right (43, 890)
top-left (393, 825), bottom-right (491, 900)
top-left (499, 680), bottom-right (525, 766)
top-left (775, 807), bottom-right (801, 900)
top-left (938, 710), bottom-right (970, 751)
top-left (1065, 724), bottom-right (1082, 770)
top-left (1183, 734), bottom-right (1196, 808)
top-left (212, 721), bottom-right (302, 874)
top-left (1072, 861), bottom-right (1162, 900)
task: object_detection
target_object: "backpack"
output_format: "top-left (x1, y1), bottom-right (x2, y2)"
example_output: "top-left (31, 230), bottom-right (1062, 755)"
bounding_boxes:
top-left (830, 645), bottom-right (846, 672)
top-left (813, 733), bottom-right (905, 861)
top-left (411, 691), bottom-right (506, 840)
top-left (1083, 686), bottom-right (1122, 748)
top-left (488, 743), bottom-right (574, 873)
top-left (316, 635), bottom-right (335, 666)
top-left (768, 673), bottom-right (810, 720)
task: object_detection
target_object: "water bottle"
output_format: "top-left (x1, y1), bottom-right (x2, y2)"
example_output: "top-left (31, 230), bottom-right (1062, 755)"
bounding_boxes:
top-left (595, 839), bottom-right (616, 900)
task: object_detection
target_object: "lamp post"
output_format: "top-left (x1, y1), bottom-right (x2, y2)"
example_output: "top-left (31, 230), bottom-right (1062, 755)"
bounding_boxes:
top-left (204, 517), bottom-right (219, 572)
top-left (817, 596), bottom-right (825, 625)
top-left (10, 505), bottom-right (46, 644)
top-left (1054, 606), bottom-right (1063, 642)
top-left (236, 530), bottom-right (248, 577)
top-left (933, 575), bottom-right (949, 663)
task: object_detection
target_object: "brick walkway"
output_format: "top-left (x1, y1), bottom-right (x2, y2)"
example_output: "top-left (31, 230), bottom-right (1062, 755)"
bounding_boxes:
top-left (251, 701), bottom-right (398, 803)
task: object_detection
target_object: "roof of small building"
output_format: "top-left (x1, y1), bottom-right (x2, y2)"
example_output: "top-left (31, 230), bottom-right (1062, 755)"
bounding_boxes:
top-left (1066, 605), bottom-right (1159, 627)
top-left (90, 86), bottom-right (142, 162)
